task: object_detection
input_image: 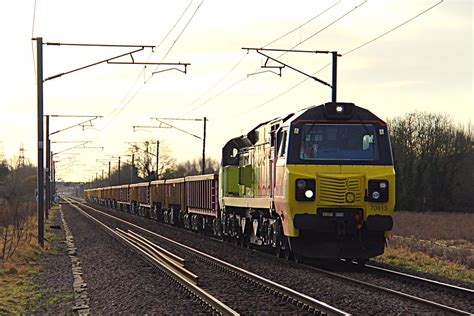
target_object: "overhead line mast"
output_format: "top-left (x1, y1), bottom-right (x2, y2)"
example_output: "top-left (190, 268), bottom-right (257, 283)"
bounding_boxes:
top-left (33, 38), bottom-right (191, 248)
top-left (247, 0), bottom-right (444, 112)
top-left (243, 48), bottom-right (341, 104)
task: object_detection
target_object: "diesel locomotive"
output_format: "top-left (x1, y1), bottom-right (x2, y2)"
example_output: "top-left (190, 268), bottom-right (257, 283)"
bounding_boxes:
top-left (85, 102), bottom-right (395, 261)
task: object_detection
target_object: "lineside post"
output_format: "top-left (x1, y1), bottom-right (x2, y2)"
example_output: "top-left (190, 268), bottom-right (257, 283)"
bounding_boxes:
top-left (332, 51), bottom-right (338, 104)
top-left (35, 37), bottom-right (45, 248)
top-left (202, 117), bottom-right (207, 175)
top-left (156, 140), bottom-right (160, 180)
top-left (45, 115), bottom-right (50, 219)
top-left (118, 156), bottom-right (121, 184)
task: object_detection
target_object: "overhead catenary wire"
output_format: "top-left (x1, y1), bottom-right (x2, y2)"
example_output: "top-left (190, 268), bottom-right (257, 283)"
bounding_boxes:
top-left (179, 0), bottom-right (343, 116)
top-left (89, 1), bottom-right (205, 169)
top-left (186, 0), bottom-right (367, 116)
top-left (242, 0), bottom-right (445, 114)
top-left (100, 0), bottom-right (203, 132)
top-left (262, 0), bottom-right (342, 48)
top-left (181, 53), bottom-right (248, 115)
top-left (107, 0), bottom-right (195, 120)
top-left (31, 0), bottom-right (38, 78)
top-left (342, 0), bottom-right (444, 56)
top-left (154, 0), bottom-right (205, 72)
top-left (272, 0), bottom-right (367, 61)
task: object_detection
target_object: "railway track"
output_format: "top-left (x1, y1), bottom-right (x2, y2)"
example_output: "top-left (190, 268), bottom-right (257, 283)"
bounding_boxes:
top-left (64, 198), bottom-right (349, 315)
top-left (362, 262), bottom-right (474, 297)
top-left (64, 198), bottom-right (238, 315)
top-left (69, 197), bottom-right (473, 315)
top-left (297, 262), bottom-right (473, 315)
top-left (249, 244), bottom-right (473, 315)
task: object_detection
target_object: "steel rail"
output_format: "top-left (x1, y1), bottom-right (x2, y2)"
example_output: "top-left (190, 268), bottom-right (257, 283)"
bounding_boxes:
top-left (125, 229), bottom-right (185, 267)
top-left (249, 247), bottom-right (473, 315)
top-left (300, 264), bottom-right (472, 316)
top-left (364, 263), bottom-right (474, 296)
top-left (221, 241), bottom-right (473, 316)
top-left (64, 198), bottom-right (239, 316)
top-left (115, 228), bottom-right (198, 284)
top-left (261, 254), bottom-right (472, 315)
top-left (69, 198), bottom-right (350, 316)
top-left (69, 197), bottom-right (473, 315)
top-left (113, 229), bottom-right (198, 285)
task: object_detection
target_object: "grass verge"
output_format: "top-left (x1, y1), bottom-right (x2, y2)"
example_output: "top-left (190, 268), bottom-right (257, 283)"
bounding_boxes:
top-left (374, 246), bottom-right (474, 283)
top-left (0, 205), bottom-right (68, 313)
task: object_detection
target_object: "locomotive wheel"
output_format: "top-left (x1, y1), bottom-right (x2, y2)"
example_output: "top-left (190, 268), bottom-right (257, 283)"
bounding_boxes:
top-left (275, 237), bottom-right (286, 258)
top-left (283, 247), bottom-right (291, 261)
top-left (243, 236), bottom-right (251, 249)
top-left (275, 242), bottom-right (282, 258)
top-left (293, 252), bottom-right (302, 264)
top-left (233, 236), bottom-right (241, 246)
top-left (355, 258), bottom-right (368, 271)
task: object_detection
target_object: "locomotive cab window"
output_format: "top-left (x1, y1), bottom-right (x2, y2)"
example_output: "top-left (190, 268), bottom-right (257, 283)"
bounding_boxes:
top-left (278, 130), bottom-right (288, 157)
top-left (299, 124), bottom-right (379, 161)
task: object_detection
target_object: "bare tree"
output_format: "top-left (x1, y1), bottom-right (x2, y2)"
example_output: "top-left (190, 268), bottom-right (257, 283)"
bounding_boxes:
top-left (129, 140), bottom-right (176, 181)
top-left (388, 112), bottom-right (473, 211)
top-left (163, 157), bottom-right (219, 178)
top-left (0, 163), bottom-right (36, 259)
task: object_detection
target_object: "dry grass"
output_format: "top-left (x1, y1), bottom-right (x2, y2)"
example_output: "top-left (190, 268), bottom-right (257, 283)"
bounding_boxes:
top-left (388, 211), bottom-right (474, 270)
top-left (375, 246), bottom-right (474, 283)
top-left (392, 211), bottom-right (474, 242)
top-left (388, 236), bottom-right (474, 269)
top-left (0, 207), bottom-right (61, 313)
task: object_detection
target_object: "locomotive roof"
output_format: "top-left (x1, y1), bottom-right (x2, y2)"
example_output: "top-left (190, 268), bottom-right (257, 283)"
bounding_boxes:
top-left (130, 182), bottom-right (149, 187)
top-left (222, 101), bottom-right (386, 161)
top-left (185, 174), bottom-right (218, 182)
top-left (285, 102), bottom-right (386, 126)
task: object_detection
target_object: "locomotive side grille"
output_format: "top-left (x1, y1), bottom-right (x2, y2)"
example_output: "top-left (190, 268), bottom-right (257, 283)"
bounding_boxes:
top-left (318, 175), bottom-right (363, 205)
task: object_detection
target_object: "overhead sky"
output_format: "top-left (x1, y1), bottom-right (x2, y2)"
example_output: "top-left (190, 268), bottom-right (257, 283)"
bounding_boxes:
top-left (0, 0), bottom-right (472, 182)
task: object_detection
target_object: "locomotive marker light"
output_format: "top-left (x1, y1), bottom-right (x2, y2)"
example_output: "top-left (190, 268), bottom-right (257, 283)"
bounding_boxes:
top-left (296, 179), bottom-right (306, 189)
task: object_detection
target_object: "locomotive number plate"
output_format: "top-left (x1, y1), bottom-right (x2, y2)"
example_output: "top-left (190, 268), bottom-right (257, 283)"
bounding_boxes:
top-left (370, 205), bottom-right (388, 212)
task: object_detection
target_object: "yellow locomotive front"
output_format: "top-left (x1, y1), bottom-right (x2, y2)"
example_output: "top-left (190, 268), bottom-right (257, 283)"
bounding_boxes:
top-left (274, 102), bottom-right (395, 259)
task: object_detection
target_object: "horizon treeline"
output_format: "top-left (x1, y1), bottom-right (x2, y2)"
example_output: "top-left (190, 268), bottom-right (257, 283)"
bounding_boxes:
top-left (3, 111), bottom-right (471, 213)
top-left (388, 112), bottom-right (473, 212)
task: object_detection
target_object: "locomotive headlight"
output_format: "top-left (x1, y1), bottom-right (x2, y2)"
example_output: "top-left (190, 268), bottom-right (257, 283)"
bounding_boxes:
top-left (372, 191), bottom-right (380, 200)
top-left (295, 178), bottom-right (316, 201)
top-left (379, 181), bottom-right (387, 190)
top-left (336, 105), bottom-right (344, 113)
